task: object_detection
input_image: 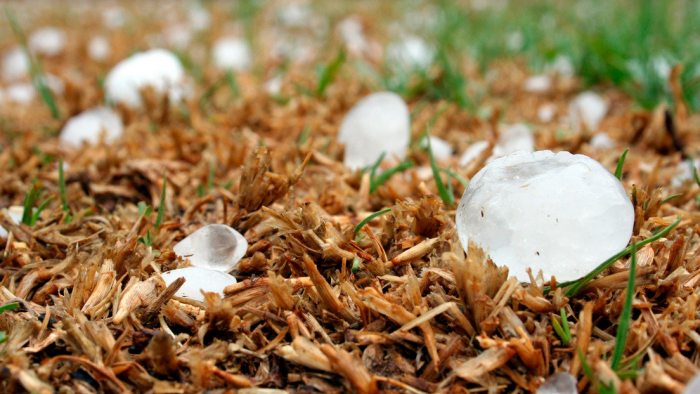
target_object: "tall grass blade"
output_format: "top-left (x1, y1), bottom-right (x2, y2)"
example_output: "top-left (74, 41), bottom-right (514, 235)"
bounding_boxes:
top-left (614, 148), bottom-right (629, 180)
top-left (611, 242), bottom-right (636, 371)
top-left (316, 49), bottom-right (345, 97)
top-left (155, 172), bottom-right (167, 233)
top-left (354, 208), bottom-right (392, 234)
top-left (427, 131), bottom-right (454, 206)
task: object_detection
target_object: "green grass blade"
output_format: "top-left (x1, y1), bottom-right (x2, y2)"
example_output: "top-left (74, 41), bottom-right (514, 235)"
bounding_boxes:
top-left (207, 158), bottom-right (216, 194)
top-left (565, 217), bottom-right (681, 296)
top-left (662, 194), bottom-right (681, 204)
top-left (560, 308), bottom-right (571, 343)
top-left (551, 315), bottom-right (568, 345)
top-left (316, 49), bottom-right (345, 97)
top-left (0, 302), bottom-right (19, 314)
top-left (59, 158), bottom-right (69, 213)
top-left (155, 172), bottom-right (167, 232)
top-left (370, 159), bottom-right (414, 194)
top-left (225, 70), bottom-right (240, 98)
top-left (21, 186), bottom-right (39, 225)
top-left (31, 196), bottom-right (54, 225)
top-left (438, 167), bottom-right (469, 189)
top-left (615, 148), bottom-right (629, 180)
top-left (427, 131), bottom-right (454, 206)
top-left (298, 124), bottom-right (311, 146)
top-left (611, 242), bottom-right (636, 371)
top-left (354, 208), bottom-right (392, 234)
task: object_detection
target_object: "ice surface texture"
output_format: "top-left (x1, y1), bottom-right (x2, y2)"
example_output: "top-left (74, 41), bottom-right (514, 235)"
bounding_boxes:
top-left (162, 267), bottom-right (236, 303)
top-left (104, 49), bottom-right (190, 108)
top-left (456, 151), bottom-right (634, 282)
top-left (536, 373), bottom-right (578, 394)
top-left (338, 91), bottom-right (410, 170)
top-left (173, 224), bottom-right (248, 272)
top-left (60, 107), bottom-right (123, 147)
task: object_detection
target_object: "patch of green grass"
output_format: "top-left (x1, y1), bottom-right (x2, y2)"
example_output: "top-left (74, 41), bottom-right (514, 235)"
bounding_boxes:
top-left (354, 208), bottom-right (392, 235)
top-left (316, 49), bottom-right (345, 97)
top-left (426, 131), bottom-right (454, 206)
top-left (615, 148), bottom-right (629, 180)
top-left (58, 158), bottom-right (71, 222)
top-left (0, 302), bottom-right (20, 344)
top-left (21, 184), bottom-right (53, 226)
top-left (225, 71), bottom-right (240, 98)
top-left (611, 242), bottom-right (636, 371)
top-left (369, 159), bottom-right (415, 194)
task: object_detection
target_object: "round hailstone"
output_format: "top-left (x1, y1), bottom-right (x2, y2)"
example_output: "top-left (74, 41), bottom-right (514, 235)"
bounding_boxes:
top-left (337, 16), bottom-right (368, 56)
top-left (173, 224), bottom-right (248, 272)
top-left (28, 27), bottom-right (66, 56)
top-left (104, 48), bottom-right (190, 108)
top-left (161, 267), bottom-right (237, 303)
top-left (456, 150), bottom-right (634, 282)
top-left (569, 91), bottom-right (608, 131)
top-left (549, 55), bottom-right (575, 78)
top-left (102, 7), bottom-right (127, 29)
top-left (88, 36), bottom-right (110, 61)
top-left (277, 3), bottom-right (311, 28)
top-left (2, 47), bottom-right (30, 81)
top-left (490, 123), bottom-right (535, 161)
top-left (338, 91), bottom-right (410, 170)
top-left (421, 136), bottom-right (453, 161)
top-left (5, 83), bottom-right (35, 104)
top-left (589, 132), bottom-right (616, 149)
top-left (212, 37), bottom-right (252, 71)
top-left (188, 5), bottom-right (211, 31)
top-left (536, 372), bottom-right (578, 394)
top-left (459, 141), bottom-right (489, 167)
top-left (523, 75), bottom-right (552, 93)
top-left (538, 104), bottom-right (557, 123)
top-left (0, 206), bottom-right (24, 239)
top-left (386, 36), bottom-right (435, 70)
top-left (59, 107), bottom-right (124, 147)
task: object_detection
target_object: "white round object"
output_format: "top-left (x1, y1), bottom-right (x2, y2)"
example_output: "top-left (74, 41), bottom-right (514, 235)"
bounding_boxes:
top-left (88, 36), bottom-right (111, 61)
top-left (537, 372), bottom-right (578, 394)
top-left (188, 5), bottom-right (211, 31)
top-left (456, 150), bottom-right (634, 282)
top-left (28, 27), bottom-right (66, 56)
top-left (590, 132), bottom-right (616, 149)
top-left (0, 206), bottom-right (24, 239)
top-left (386, 36), bottom-right (435, 70)
top-left (550, 55), bottom-right (575, 78)
top-left (161, 267), bottom-right (237, 303)
top-left (212, 37), bottom-right (252, 71)
top-left (102, 7), bottom-right (127, 29)
top-left (421, 136), bottom-right (452, 161)
top-left (104, 48), bottom-right (190, 108)
top-left (2, 47), bottom-right (30, 81)
top-left (173, 224), bottom-right (248, 272)
top-left (490, 123), bottom-right (535, 161)
top-left (569, 91), bottom-right (608, 131)
top-left (524, 75), bottom-right (552, 93)
top-left (59, 107), bottom-right (124, 147)
top-left (538, 104), bottom-right (557, 123)
top-left (338, 91), bottom-right (410, 170)
top-left (6, 83), bottom-right (35, 104)
top-left (278, 3), bottom-right (311, 28)
top-left (459, 141), bottom-right (489, 167)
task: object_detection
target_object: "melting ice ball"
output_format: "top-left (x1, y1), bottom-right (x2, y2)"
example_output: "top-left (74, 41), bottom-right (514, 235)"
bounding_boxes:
top-left (569, 91), bottom-right (608, 131)
top-left (537, 373), bottom-right (578, 394)
top-left (162, 267), bottom-right (236, 303)
top-left (456, 151), bottom-right (634, 282)
top-left (59, 107), bottom-right (124, 147)
top-left (104, 48), bottom-right (190, 108)
top-left (173, 224), bottom-right (248, 272)
top-left (212, 37), bottom-right (252, 71)
top-left (338, 91), bottom-right (410, 170)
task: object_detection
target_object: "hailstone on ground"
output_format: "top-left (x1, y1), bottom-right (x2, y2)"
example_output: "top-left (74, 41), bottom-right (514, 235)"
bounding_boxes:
top-left (59, 107), bottom-right (124, 147)
top-left (2, 47), bottom-right (30, 81)
top-left (490, 123), bottom-right (535, 161)
top-left (538, 103), bottom-right (557, 123)
top-left (88, 36), bottom-right (111, 61)
top-left (212, 37), bottom-right (252, 71)
top-left (338, 91), bottom-right (410, 170)
top-left (161, 267), bottom-right (236, 303)
top-left (523, 75), bottom-right (552, 93)
top-left (456, 150), bottom-right (634, 282)
top-left (0, 206), bottom-right (24, 239)
top-left (589, 132), bottom-right (616, 149)
top-left (569, 91), bottom-right (608, 131)
top-left (459, 141), bottom-right (489, 167)
top-left (536, 373), bottom-right (578, 394)
top-left (173, 224), bottom-right (248, 272)
top-left (28, 27), bottom-right (66, 56)
top-left (104, 49), bottom-right (190, 108)
top-left (683, 373), bottom-right (700, 394)
top-left (386, 36), bottom-right (435, 71)
top-left (421, 135), bottom-right (452, 161)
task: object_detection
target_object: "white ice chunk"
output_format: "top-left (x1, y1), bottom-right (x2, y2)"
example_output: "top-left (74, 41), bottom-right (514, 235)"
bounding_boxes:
top-left (338, 16), bottom-right (368, 56)
top-left (264, 75), bottom-right (283, 95)
top-left (338, 91), bottom-right (410, 170)
top-left (421, 136), bottom-right (452, 161)
top-left (212, 37), bottom-right (252, 71)
top-left (672, 159), bottom-right (700, 187)
top-left (456, 150), bottom-right (634, 282)
top-left (188, 4), bottom-right (211, 31)
top-left (88, 36), bottom-right (111, 61)
top-left (550, 55), bottom-right (575, 78)
top-left (538, 104), bottom-right (557, 123)
top-left (683, 373), bottom-right (700, 394)
top-left (537, 373), bottom-right (578, 394)
top-left (0, 206), bottom-right (24, 239)
top-left (459, 141), bottom-right (489, 167)
top-left (29, 27), bottom-right (66, 56)
top-left (386, 36), bottom-right (435, 70)
top-left (164, 24), bottom-right (192, 49)
top-left (173, 224), bottom-right (248, 272)
top-left (161, 267), bottom-right (237, 303)
top-left (524, 75), bottom-right (552, 93)
top-left (104, 48), bottom-right (190, 108)
top-left (590, 132), bottom-right (616, 149)
top-left (59, 107), bottom-right (124, 147)
top-left (278, 3), bottom-right (311, 28)
top-left (2, 47), bottom-right (30, 81)
top-left (569, 91), bottom-right (608, 131)
top-left (490, 123), bottom-right (535, 161)
top-left (6, 83), bottom-right (35, 104)
top-left (103, 7), bottom-right (127, 29)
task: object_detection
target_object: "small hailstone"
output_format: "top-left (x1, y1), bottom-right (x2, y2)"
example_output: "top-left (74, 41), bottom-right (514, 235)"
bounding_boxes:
top-left (672, 159), bottom-right (700, 187)
top-left (538, 103), bottom-right (557, 123)
top-left (590, 132), bottom-right (616, 149)
top-left (59, 107), bottom-right (124, 147)
top-left (28, 27), bottom-right (66, 56)
top-left (2, 47), bottom-right (30, 81)
top-left (523, 75), bottom-right (552, 93)
top-left (278, 3), bottom-right (311, 28)
top-left (569, 91), bottom-right (608, 131)
top-left (506, 31), bottom-right (524, 52)
top-left (456, 150), bottom-right (634, 282)
top-left (102, 6), bottom-right (127, 29)
top-left (212, 37), bottom-right (252, 71)
top-left (161, 267), bottom-right (237, 303)
top-left (550, 55), bottom-right (575, 78)
top-left (173, 224), bottom-right (248, 272)
top-left (5, 83), bottom-right (35, 104)
top-left (88, 36), bottom-right (110, 61)
top-left (386, 36), bottom-right (435, 70)
top-left (188, 4), bottom-right (211, 31)
top-left (264, 75), bottom-right (283, 95)
top-left (0, 206), bottom-right (24, 239)
top-left (537, 373), bottom-right (578, 394)
top-left (338, 91), bottom-right (410, 170)
top-left (490, 123), bottom-right (535, 161)
top-left (337, 16), bottom-right (368, 56)
top-left (459, 141), bottom-right (489, 167)
top-left (421, 136), bottom-right (452, 161)
top-left (683, 373), bottom-right (700, 394)
top-left (164, 24), bottom-right (192, 49)
top-left (104, 48), bottom-right (190, 108)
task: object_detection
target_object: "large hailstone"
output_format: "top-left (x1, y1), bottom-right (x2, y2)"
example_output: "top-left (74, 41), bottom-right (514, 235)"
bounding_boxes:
top-left (28, 27), bottom-right (66, 56)
top-left (212, 37), bottom-right (252, 71)
top-left (173, 224), bottom-right (248, 272)
top-left (456, 151), bottom-right (634, 282)
top-left (338, 91), bottom-right (410, 170)
top-left (104, 49), bottom-right (190, 108)
top-left (59, 107), bottom-right (124, 146)
top-left (161, 267), bottom-right (236, 303)
top-left (569, 91), bottom-right (608, 131)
